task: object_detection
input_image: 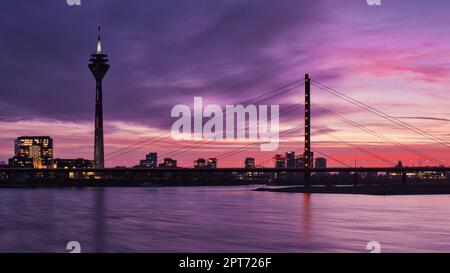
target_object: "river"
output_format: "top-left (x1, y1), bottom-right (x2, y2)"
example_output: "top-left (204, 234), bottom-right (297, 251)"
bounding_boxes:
top-left (0, 186), bottom-right (449, 253)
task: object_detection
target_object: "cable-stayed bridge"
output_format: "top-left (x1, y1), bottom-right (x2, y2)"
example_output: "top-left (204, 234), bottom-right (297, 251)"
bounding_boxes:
top-left (104, 74), bottom-right (448, 168)
top-left (2, 74), bottom-right (449, 187)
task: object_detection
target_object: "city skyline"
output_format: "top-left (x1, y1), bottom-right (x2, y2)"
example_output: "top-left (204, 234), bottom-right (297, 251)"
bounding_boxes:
top-left (5, 134), bottom-right (330, 169)
top-left (0, 1), bottom-right (449, 167)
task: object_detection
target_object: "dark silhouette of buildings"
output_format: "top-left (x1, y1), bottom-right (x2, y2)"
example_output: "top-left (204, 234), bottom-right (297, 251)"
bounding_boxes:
top-left (9, 156), bottom-right (33, 168)
top-left (286, 151), bottom-right (296, 168)
top-left (271, 152), bottom-right (316, 169)
top-left (245, 158), bottom-right (255, 168)
top-left (53, 158), bottom-right (94, 169)
top-left (194, 158), bottom-right (217, 168)
top-left (139, 153), bottom-right (158, 168)
top-left (207, 158), bottom-right (217, 168)
top-left (89, 25), bottom-right (110, 169)
top-left (274, 154), bottom-right (286, 168)
top-left (315, 157), bottom-right (327, 169)
top-left (194, 158), bottom-right (206, 168)
top-left (159, 158), bottom-right (177, 168)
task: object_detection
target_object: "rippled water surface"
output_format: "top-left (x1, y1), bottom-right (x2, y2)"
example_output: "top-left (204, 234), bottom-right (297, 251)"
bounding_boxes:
top-left (0, 186), bottom-right (450, 252)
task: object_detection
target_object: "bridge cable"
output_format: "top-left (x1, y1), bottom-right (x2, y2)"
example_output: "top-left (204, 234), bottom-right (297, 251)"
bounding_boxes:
top-left (312, 80), bottom-right (450, 149)
top-left (105, 79), bottom-right (305, 160)
top-left (161, 103), bottom-right (303, 160)
top-left (312, 103), bottom-right (443, 166)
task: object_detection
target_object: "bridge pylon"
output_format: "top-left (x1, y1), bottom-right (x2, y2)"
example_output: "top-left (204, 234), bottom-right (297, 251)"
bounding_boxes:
top-left (304, 74), bottom-right (312, 187)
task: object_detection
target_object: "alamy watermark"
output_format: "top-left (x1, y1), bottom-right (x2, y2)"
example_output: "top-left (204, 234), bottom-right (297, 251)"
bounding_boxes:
top-left (66, 241), bottom-right (81, 253)
top-left (66, 0), bottom-right (81, 6)
top-left (367, 0), bottom-right (382, 6)
top-left (366, 241), bottom-right (382, 253)
top-left (171, 97), bottom-right (280, 151)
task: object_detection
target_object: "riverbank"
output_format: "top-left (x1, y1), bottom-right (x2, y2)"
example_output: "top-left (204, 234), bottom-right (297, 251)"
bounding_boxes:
top-left (255, 184), bottom-right (450, 195)
top-left (0, 181), bottom-right (256, 189)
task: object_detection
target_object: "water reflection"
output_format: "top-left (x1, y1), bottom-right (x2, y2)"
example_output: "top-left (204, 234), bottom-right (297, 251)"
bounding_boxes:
top-left (0, 187), bottom-right (450, 252)
top-left (94, 189), bottom-right (105, 253)
top-left (301, 193), bottom-right (311, 242)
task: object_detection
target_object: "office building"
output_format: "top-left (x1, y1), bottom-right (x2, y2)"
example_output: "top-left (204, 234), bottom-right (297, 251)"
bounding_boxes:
top-left (9, 156), bottom-right (34, 168)
top-left (274, 154), bottom-right (286, 168)
top-left (245, 158), bottom-right (255, 168)
top-left (139, 153), bottom-right (158, 168)
top-left (207, 158), bottom-right (217, 169)
top-left (315, 157), bottom-right (327, 169)
top-left (13, 136), bottom-right (53, 168)
top-left (286, 152), bottom-right (296, 168)
top-left (194, 158), bottom-right (207, 168)
top-left (159, 158), bottom-right (177, 168)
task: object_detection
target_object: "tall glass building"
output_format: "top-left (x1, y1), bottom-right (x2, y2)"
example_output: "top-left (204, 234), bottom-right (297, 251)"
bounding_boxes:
top-left (12, 136), bottom-right (53, 168)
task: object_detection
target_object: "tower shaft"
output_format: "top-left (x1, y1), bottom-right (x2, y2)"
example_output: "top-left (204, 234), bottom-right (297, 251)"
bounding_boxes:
top-left (94, 80), bottom-right (104, 168)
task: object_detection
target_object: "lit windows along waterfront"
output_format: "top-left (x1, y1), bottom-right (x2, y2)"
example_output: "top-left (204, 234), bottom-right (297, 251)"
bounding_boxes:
top-left (10, 136), bottom-right (53, 168)
top-left (194, 158), bottom-right (218, 168)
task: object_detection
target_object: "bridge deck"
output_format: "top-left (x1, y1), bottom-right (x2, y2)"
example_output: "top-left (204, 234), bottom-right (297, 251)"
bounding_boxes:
top-left (0, 167), bottom-right (448, 173)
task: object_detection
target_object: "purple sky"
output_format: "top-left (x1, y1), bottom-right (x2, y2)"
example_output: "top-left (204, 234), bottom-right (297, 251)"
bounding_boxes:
top-left (0, 0), bottom-right (449, 167)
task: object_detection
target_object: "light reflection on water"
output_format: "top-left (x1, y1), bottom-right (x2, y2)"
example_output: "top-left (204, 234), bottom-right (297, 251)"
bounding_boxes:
top-left (0, 186), bottom-right (450, 253)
